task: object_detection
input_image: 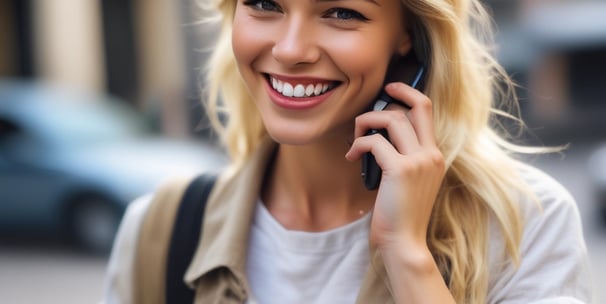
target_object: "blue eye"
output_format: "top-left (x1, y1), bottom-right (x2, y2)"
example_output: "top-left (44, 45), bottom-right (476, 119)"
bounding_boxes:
top-left (243, 0), bottom-right (281, 12)
top-left (325, 8), bottom-right (368, 21)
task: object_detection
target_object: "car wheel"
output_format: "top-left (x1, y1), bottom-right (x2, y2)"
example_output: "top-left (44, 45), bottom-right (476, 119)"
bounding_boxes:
top-left (69, 196), bottom-right (122, 254)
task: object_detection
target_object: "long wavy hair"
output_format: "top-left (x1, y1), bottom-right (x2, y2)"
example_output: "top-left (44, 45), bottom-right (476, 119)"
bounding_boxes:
top-left (200, 0), bottom-right (543, 302)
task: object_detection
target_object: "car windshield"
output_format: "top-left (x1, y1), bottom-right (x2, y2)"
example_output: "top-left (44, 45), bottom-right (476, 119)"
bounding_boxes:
top-left (38, 101), bottom-right (152, 146)
top-left (0, 83), bottom-right (157, 147)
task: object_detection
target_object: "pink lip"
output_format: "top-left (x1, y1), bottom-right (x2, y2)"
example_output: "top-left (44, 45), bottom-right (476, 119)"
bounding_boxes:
top-left (265, 78), bottom-right (335, 110)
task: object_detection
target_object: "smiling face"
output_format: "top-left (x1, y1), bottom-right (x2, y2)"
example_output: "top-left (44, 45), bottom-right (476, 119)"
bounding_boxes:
top-left (232, 0), bottom-right (410, 146)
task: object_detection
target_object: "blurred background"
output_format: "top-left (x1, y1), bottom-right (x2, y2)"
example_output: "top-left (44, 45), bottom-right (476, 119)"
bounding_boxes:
top-left (0, 0), bottom-right (604, 303)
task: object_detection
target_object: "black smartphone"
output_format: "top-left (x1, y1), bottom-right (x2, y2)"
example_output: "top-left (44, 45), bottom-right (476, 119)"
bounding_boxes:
top-left (361, 20), bottom-right (431, 190)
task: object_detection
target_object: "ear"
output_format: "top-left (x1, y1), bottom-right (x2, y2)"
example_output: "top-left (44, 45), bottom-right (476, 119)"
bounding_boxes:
top-left (395, 31), bottom-right (412, 56)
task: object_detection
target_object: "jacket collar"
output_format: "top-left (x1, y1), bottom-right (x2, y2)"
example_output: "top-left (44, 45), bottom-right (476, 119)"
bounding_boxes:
top-left (184, 137), bottom-right (276, 295)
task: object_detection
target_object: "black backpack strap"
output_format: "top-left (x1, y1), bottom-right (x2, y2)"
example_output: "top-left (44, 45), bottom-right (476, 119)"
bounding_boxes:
top-left (165, 173), bottom-right (217, 303)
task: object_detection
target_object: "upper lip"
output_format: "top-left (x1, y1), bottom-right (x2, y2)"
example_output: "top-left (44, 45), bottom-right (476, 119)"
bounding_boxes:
top-left (265, 73), bottom-right (340, 86)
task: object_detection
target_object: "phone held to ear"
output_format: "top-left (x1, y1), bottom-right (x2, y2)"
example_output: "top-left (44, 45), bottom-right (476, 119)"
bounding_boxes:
top-left (360, 21), bottom-right (430, 190)
top-left (360, 67), bottom-right (426, 190)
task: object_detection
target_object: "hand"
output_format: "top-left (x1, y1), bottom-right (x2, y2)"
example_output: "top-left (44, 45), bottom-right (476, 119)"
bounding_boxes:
top-left (346, 82), bottom-right (446, 252)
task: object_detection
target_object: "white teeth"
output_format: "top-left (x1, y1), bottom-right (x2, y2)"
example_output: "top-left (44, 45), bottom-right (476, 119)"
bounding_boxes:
top-left (293, 84), bottom-right (305, 97)
top-left (314, 83), bottom-right (323, 96)
top-left (282, 83), bottom-right (294, 97)
top-left (272, 78), bottom-right (278, 90)
top-left (269, 76), bottom-right (333, 98)
top-left (305, 84), bottom-right (314, 96)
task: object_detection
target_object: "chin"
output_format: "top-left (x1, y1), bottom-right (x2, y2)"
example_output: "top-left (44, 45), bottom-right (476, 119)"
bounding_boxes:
top-left (267, 131), bottom-right (311, 146)
top-left (265, 125), bottom-right (319, 146)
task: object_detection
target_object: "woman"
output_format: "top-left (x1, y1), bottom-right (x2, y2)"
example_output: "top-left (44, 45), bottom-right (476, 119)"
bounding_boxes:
top-left (104, 0), bottom-right (592, 303)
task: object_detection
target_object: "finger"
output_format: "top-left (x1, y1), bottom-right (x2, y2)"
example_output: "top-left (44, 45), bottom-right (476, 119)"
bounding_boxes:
top-left (382, 103), bottom-right (424, 154)
top-left (345, 132), bottom-right (399, 167)
top-left (385, 83), bottom-right (437, 147)
top-left (354, 104), bottom-right (422, 155)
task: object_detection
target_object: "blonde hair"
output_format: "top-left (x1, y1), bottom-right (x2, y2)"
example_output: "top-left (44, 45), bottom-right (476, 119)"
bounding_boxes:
top-left (201, 0), bottom-right (542, 302)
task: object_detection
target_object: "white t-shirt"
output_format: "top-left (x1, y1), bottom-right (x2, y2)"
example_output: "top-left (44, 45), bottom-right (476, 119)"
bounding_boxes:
top-left (102, 165), bottom-right (593, 303)
top-left (246, 202), bottom-right (371, 304)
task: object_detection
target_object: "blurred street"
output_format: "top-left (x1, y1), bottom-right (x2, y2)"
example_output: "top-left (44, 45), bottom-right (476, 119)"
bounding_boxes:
top-left (0, 139), bottom-right (605, 304)
top-left (0, 242), bottom-right (107, 304)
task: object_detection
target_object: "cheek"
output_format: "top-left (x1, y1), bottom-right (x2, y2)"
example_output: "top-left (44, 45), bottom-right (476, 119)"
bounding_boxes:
top-left (232, 27), bottom-right (251, 72)
top-left (328, 31), bottom-right (394, 75)
top-left (322, 33), bottom-right (394, 99)
top-left (232, 11), bottom-right (265, 75)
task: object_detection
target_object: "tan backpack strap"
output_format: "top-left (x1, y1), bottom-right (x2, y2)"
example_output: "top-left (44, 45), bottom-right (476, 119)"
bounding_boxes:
top-left (133, 176), bottom-right (193, 304)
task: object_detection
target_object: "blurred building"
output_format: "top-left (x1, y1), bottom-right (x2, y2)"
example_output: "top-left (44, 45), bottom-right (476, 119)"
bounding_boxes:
top-left (0, 0), bottom-right (217, 139)
top-left (1, 0), bottom-right (605, 141)
top-left (486, 0), bottom-right (606, 141)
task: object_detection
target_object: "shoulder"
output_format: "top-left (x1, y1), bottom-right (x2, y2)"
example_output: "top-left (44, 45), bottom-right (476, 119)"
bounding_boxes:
top-left (103, 172), bottom-right (221, 303)
top-left (516, 162), bottom-right (574, 208)
top-left (513, 162), bottom-right (582, 232)
top-left (123, 194), bottom-right (154, 227)
top-left (486, 162), bottom-right (592, 303)
top-left (113, 194), bottom-right (154, 246)
top-left (513, 163), bottom-right (587, 263)
top-left (102, 194), bottom-right (153, 304)
top-left (109, 194), bottom-right (154, 259)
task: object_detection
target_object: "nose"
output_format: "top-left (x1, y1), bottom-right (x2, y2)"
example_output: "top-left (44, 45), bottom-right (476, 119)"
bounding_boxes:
top-left (272, 18), bottom-right (321, 66)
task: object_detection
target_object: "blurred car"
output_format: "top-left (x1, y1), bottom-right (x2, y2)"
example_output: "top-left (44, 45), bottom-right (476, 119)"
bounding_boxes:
top-left (588, 144), bottom-right (606, 223)
top-left (0, 80), bottom-right (226, 253)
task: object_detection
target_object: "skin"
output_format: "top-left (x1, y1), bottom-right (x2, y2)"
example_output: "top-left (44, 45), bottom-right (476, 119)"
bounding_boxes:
top-left (232, 0), bottom-right (454, 302)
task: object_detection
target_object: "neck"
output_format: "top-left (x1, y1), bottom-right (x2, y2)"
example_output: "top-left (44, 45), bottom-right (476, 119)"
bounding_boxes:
top-left (262, 138), bottom-right (376, 232)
